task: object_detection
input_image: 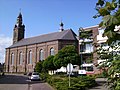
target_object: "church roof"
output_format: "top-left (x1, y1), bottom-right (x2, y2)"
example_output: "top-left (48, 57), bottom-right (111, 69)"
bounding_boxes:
top-left (8, 29), bottom-right (77, 48)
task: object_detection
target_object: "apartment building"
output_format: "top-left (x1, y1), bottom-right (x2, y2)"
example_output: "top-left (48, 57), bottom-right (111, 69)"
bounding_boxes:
top-left (78, 25), bottom-right (109, 74)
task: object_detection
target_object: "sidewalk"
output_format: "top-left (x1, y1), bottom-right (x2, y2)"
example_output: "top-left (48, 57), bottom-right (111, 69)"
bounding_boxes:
top-left (89, 78), bottom-right (108, 90)
top-left (32, 83), bottom-right (54, 90)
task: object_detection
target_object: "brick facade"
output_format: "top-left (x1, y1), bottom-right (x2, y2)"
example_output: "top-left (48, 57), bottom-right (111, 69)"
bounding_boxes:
top-left (5, 40), bottom-right (78, 73)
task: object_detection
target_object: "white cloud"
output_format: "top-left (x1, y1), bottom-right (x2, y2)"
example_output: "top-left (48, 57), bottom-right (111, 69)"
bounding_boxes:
top-left (0, 34), bottom-right (12, 63)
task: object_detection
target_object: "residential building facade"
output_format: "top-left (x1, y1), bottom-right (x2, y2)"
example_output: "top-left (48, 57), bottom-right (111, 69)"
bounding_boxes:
top-left (78, 25), bottom-right (98, 65)
top-left (78, 25), bottom-right (108, 74)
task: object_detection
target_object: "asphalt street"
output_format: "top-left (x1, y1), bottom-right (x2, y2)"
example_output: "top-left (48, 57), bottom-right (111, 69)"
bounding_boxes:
top-left (0, 74), bottom-right (53, 90)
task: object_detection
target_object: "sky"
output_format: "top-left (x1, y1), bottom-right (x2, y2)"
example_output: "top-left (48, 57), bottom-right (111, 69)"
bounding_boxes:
top-left (0, 0), bottom-right (101, 63)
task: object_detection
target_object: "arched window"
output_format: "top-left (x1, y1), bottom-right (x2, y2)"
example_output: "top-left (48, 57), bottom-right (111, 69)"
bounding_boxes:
top-left (50, 48), bottom-right (54, 55)
top-left (19, 52), bottom-right (23, 65)
top-left (11, 53), bottom-right (14, 65)
top-left (39, 49), bottom-right (44, 61)
top-left (28, 50), bottom-right (32, 64)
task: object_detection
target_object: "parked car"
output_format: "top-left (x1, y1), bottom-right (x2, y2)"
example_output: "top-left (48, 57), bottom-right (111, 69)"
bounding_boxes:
top-left (30, 72), bottom-right (40, 81)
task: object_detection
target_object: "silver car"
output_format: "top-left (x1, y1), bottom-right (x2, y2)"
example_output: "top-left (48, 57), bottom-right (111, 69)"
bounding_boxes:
top-left (30, 72), bottom-right (40, 81)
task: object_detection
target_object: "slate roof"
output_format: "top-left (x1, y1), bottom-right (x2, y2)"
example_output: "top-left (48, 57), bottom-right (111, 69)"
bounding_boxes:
top-left (8, 29), bottom-right (77, 48)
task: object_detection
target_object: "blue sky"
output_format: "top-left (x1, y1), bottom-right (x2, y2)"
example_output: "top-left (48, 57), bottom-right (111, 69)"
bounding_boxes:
top-left (0, 0), bottom-right (101, 63)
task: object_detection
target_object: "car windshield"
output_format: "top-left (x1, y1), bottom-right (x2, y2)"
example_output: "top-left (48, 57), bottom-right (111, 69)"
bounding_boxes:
top-left (32, 72), bottom-right (39, 75)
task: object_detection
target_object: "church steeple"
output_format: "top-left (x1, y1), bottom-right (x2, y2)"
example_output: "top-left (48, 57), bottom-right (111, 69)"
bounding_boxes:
top-left (59, 21), bottom-right (64, 32)
top-left (13, 12), bottom-right (25, 44)
top-left (16, 12), bottom-right (22, 26)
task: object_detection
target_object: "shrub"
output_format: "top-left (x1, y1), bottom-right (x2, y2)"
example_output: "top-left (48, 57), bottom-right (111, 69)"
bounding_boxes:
top-left (46, 75), bottom-right (97, 90)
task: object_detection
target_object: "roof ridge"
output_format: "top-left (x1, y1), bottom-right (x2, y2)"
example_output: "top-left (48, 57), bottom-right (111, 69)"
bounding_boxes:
top-left (7, 29), bottom-right (76, 48)
top-left (23, 29), bottom-right (69, 40)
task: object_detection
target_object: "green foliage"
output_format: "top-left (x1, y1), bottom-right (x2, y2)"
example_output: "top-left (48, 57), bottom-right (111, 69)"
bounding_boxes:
top-left (95, 1), bottom-right (120, 89)
top-left (53, 45), bottom-right (80, 69)
top-left (35, 61), bottom-right (44, 73)
top-left (85, 56), bottom-right (93, 63)
top-left (98, 8), bottom-right (110, 16)
top-left (42, 55), bottom-right (56, 71)
top-left (94, 0), bottom-right (120, 45)
top-left (40, 72), bottom-right (50, 81)
top-left (46, 75), bottom-right (96, 90)
top-left (107, 54), bottom-right (120, 90)
top-left (79, 30), bottom-right (92, 39)
top-left (35, 45), bottom-right (80, 74)
top-left (96, 41), bottom-right (120, 89)
top-left (96, 70), bottom-right (108, 78)
top-left (115, 81), bottom-right (120, 90)
top-left (102, 15), bottom-right (118, 27)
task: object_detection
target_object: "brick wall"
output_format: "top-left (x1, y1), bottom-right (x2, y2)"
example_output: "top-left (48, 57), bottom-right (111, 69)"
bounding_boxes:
top-left (5, 40), bottom-right (77, 73)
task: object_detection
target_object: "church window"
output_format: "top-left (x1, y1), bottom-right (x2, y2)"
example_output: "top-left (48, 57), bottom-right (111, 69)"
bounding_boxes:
top-left (11, 53), bottom-right (14, 65)
top-left (19, 52), bottom-right (23, 65)
top-left (50, 48), bottom-right (55, 55)
top-left (39, 49), bottom-right (44, 61)
top-left (28, 50), bottom-right (32, 64)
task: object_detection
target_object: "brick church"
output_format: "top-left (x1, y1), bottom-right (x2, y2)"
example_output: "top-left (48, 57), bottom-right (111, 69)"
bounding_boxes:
top-left (5, 13), bottom-right (78, 73)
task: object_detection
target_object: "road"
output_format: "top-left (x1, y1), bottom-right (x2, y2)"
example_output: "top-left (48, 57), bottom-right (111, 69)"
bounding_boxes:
top-left (0, 74), bottom-right (53, 90)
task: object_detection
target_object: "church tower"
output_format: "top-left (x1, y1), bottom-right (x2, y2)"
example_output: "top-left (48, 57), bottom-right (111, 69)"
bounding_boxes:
top-left (13, 12), bottom-right (25, 44)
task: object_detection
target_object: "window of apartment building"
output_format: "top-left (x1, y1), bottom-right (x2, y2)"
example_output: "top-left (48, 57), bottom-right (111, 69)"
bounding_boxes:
top-left (80, 44), bottom-right (85, 52)
top-left (98, 28), bottom-right (104, 35)
top-left (86, 43), bottom-right (93, 52)
top-left (11, 53), bottom-right (14, 65)
top-left (19, 52), bottom-right (23, 65)
top-left (50, 48), bottom-right (54, 55)
top-left (28, 50), bottom-right (32, 64)
top-left (39, 49), bottom-right (44, 61)
top-left (80, 43), bottom-right (93, 52)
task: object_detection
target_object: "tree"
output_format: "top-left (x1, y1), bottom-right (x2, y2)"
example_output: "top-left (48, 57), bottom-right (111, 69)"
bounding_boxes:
top-left (53, 45), bottom-right (80, 69)
top-left (35, 61), bottom-right (44, 73)
top-left (42, 55), bottom-right (56, 71)
top-left (94, 0), bottom-right (120, 89)
top-left (94, 0), bottom-right (120, 45)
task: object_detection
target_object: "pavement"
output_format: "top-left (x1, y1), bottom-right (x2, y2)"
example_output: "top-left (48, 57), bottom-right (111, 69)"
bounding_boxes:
top-left (0, 74), bottom-right (53, 90)
top-left (89, 78), bottom-right (108, 90)
top-left (32, 83), bottom-right (53, 90)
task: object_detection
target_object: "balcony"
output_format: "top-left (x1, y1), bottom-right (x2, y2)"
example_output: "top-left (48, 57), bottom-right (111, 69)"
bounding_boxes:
top-left (97, 34), bottom-right (108, 43)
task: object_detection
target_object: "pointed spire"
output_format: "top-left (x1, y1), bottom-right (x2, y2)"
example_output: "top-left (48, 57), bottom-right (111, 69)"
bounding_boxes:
top-left (18, 12), bottom-right (22, 18)
top-left (59, 21), bottom-right (64, 32)
top-left (16, 10), bottom-right (23, 26)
